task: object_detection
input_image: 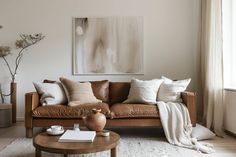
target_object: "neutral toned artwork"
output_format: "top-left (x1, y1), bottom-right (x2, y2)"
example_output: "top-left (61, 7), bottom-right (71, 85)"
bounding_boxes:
top-left (73, 17), bottom-right (143, 74)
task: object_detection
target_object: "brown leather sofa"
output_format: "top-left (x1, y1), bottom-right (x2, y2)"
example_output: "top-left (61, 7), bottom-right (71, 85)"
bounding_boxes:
top-left (25, 80), bottom-right (196, 138)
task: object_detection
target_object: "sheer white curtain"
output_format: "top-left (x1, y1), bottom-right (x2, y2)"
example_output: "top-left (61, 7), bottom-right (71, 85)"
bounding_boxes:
top-left (200, 0), bottom-right (224, 135)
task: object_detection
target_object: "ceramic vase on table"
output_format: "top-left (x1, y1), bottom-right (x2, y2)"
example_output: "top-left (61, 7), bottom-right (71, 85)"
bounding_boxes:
top-left (82, 108), bottom-right (106, 132)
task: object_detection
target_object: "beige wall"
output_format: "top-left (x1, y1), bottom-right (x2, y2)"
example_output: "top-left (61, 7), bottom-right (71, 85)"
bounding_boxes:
top-left (0, 0), bottom-right (201, 120)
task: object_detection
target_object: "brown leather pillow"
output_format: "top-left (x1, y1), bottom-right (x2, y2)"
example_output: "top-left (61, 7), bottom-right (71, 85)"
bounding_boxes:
top-left (109, 82), bottom-right (130, 104)
top-left (90, 80), bottom-right (109, 103)
top-left (43, 79), bottom-right (56, 83)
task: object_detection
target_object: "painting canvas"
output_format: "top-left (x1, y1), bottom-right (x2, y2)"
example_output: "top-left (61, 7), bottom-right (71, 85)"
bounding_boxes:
top-left (73, 17), bottom-right (143, 75)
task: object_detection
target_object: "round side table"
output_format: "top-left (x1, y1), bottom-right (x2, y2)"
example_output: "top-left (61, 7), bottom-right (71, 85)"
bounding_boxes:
top-left (33, 131), bottom-right (120, 157)
top-left (0, 103), bottom-right (12, 127)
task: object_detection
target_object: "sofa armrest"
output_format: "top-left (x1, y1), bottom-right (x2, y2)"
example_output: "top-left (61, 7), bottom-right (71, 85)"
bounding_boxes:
top-left (25, 92), bottom-right (40, 110)
top-left (181, 91), bottom-right (196, 127)
top-left (25, 92), bottom-right (39, 129)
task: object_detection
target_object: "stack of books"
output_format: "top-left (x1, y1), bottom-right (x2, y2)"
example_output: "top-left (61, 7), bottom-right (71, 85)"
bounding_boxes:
top-left (58, 130), bottom-right (96, 142)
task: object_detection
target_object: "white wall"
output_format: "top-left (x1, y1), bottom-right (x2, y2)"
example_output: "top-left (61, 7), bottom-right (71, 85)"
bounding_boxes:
top-left (0, 0), bottom-right (200, 120)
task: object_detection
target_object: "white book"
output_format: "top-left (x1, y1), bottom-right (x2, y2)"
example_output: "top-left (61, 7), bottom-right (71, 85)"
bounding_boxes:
top-left (58, 130), bottom-right (96, 142)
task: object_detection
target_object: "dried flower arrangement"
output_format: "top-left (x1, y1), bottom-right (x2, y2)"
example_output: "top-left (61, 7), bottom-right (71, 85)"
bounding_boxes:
top-left (0, 34), bottom-right (44, 83)
top-left (0, 30), bottom-right (44, 103)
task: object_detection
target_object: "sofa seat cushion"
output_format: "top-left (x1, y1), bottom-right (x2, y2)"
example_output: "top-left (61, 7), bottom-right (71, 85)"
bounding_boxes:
top-left (32, 103), bottom-right (110, 118)
top-left (110, 103), bottom-right (159, 119)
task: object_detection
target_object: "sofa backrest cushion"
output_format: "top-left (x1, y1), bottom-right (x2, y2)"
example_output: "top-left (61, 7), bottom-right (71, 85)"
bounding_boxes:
top-left (90, 80), bottom-right (109, 103)
top-left (109, 82), bottom-right (130, 104)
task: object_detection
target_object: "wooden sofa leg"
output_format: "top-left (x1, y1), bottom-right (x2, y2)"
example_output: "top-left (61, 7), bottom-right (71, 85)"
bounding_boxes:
top-left (26, 128), bottom-right (33, 138)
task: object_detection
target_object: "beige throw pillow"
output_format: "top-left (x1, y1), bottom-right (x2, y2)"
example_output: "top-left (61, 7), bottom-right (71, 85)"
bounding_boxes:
top-left (191, 124), bottom-right (216, 140)
top-left (157, 76), bottom-right (191, 102)
top-left (123, 78), bottom-right (163, 104)
top-left (33, 82), bottom-right (67, 106)
top-left (60, 77), bottom-right (102, 106)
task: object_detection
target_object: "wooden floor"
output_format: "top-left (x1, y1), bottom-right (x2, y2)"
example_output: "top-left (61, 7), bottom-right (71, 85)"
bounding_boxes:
top-left (0, 122), bottom-right (44, 151)
top-left (0, 122), bottom-right (25, 151)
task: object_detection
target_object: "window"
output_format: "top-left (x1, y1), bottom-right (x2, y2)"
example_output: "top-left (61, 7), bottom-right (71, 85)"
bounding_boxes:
top-left (223, 0), bottom-right (236, 89)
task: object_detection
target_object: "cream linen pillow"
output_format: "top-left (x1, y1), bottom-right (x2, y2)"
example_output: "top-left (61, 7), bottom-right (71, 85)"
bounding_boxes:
top-left (59, 77), bottom-right (102, 106)
top-left (123, 78), bottom-right (163, 104)
top-left (33, 82), bottom-right (67, 106)
top-left (157, 76), bottom-right (191, 102)
top-left (191, 124), bottom-right (216, 140)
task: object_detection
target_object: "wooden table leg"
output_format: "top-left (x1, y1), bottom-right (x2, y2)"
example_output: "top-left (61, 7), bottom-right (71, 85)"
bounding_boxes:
top-left (35, 148), bottom-right (41, 157)
top-left (111, 146), bottom-right (117, 157)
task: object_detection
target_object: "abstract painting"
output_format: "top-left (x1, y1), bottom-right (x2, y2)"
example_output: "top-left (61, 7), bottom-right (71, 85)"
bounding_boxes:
top-left (72, 17), bottom-right (143, 75)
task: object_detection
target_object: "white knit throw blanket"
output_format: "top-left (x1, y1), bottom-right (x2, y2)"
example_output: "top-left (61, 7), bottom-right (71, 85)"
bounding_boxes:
top-left (157, 101), bottom-right (215, 154)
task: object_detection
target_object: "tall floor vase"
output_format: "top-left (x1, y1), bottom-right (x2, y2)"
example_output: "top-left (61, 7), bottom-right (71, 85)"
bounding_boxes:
top-left (10, 82), bottom-right (16, 123)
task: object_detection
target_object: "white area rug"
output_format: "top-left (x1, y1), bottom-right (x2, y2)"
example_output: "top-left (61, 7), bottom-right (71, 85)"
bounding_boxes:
top-left (0, 136), bottom-right (236, 157)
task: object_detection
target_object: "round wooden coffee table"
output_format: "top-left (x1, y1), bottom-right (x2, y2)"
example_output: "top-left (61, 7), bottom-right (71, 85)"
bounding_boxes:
top-left (33, 131), bottom-right (120, 157)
